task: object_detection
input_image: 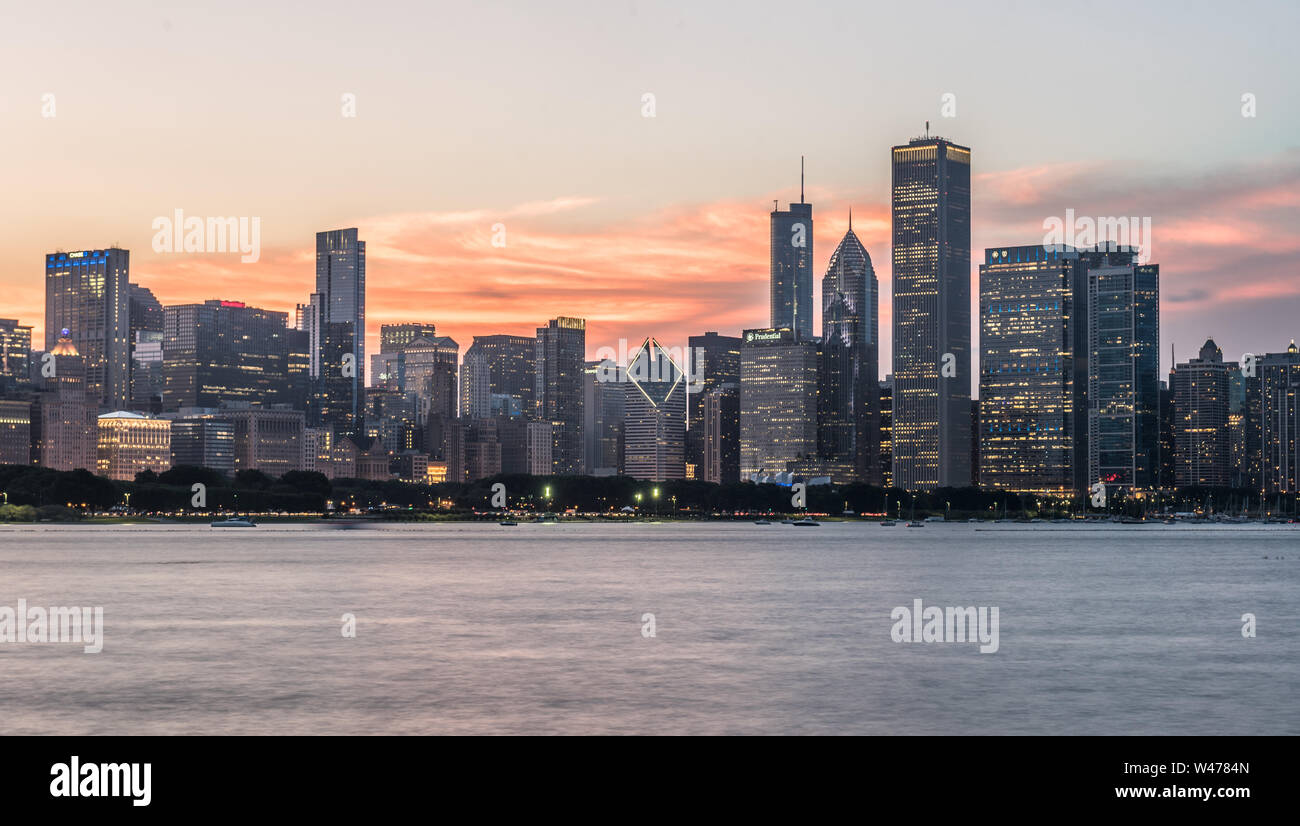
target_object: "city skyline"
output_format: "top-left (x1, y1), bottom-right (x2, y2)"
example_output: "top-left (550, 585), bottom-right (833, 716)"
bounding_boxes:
top-left (2, 2), bottom-right (1297, 381)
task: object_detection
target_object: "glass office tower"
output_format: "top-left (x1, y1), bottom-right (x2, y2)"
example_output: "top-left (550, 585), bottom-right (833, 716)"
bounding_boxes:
top-left (978, 245), bottom-right (1088, 495)
top-left (1085, 247), bottom-right (1160, 493)
top-left (891, 136), bottom-right (971, 490)
top-left (770, 159), bottom-right (814, 341)
top-left (45, 248), bottom-right (131, 409)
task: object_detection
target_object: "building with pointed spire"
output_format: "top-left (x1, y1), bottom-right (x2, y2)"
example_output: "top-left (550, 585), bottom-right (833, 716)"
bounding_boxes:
top-left (818, 213), bottom-right (881, 482)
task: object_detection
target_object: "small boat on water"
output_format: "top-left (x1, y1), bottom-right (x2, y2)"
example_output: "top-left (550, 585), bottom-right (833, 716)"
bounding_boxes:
top-left (879, 520), bottom-right (897, 526)
top-left (754, 519), bottom-right (772, 525)
top-left (780, 519), bottom-right (795, 525)
top-left (792, 517), bottom-right (820, 526)
top-left (499, 520), bottom-right (518, 526)
top-left (211, 515), bottom-right (256, 528)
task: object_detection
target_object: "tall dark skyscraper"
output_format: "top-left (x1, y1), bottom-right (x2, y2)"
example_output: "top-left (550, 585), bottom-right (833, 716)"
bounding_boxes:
top-left (819, 215), bottom-right (880, 482)
top-left (1256, 340), bottom-right (1300, 496)
top-left (1085, 246), bottom-right (1160, 493)
top-left (584, 359), bottom-right (625, 475)
top-left (312, 229), bottom-right (366, 434)
top-left (1171, 338), bottom-right (1235, 488)
top-left (978, 245), bottom-right (1088, 495)
top-left (891, 135), bottom-right (971, 490)
top-left (770, 159), bottom-right (814, 340)
top-left (702, 383), bottom-right (740, 484)
top-left (44, 248), bottom-right (131, 409)
top-left (535, 317), bottom-right (585, 475)
top-left (686, 331), bottom-right (741, 479)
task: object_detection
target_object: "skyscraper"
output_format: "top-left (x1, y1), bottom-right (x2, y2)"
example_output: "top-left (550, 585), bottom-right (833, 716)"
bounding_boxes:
top-left (129, 283), bottom-right (164, 342)
top-left (1256, 340), bottom-right (1300, 496)
top-left (584, 359), bottom-right (625, 475)
top-left (374, 323), bottom-right (438, 393)
top-left (1085, 247), bottom-right (1160, 493)
top-left (686, 332), bottom-right (741, 479)
top-left (398, 336), bottom-right (459, 421)
top-left (770, 159), bottom-right (814, 340)
top-left (0, 318), bottom-right (33, 388)
top-left (31, 336), bottom-right (98, 471)
top-left (161, 300), bottom-right (297, 411)
top-left (819, 215), bottom-right (881, 483)
top-left (978, 245), bottom-right (1088, 495)
top-left (702, 383), bottom-right (739, 484)
top-left (380, 323), bottom-right (438, 353)
top-left (623, 339), bottom-right (686, 481)
top-left (45, 248), bottom-right (131, 409)
top-left (1171, 338), bottom-right (1235, 488)
top-left (740, 327), bottom-right (818, 479)
top-left (534, 317), bottom-right (585, 475)
top-left (891, 135), bottom-right (971, 490)
top-left (460, 334), bottom-right (535, 420)
top-left (312, 229), bottom-right (366, 434)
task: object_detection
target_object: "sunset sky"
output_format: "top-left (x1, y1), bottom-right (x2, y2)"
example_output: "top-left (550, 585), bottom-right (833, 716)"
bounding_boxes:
top-left (2, 0), bottom-right (1297, 382)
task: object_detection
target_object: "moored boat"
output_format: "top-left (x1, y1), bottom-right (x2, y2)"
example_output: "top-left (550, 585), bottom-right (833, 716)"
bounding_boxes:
top-left (211, 516), bottom-right (256, 528)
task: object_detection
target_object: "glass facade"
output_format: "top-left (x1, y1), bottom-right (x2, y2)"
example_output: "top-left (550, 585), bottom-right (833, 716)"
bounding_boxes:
top-left (44, 248), bottom-right (131, 409)
top-left (1171, 339), bottom-right (1234, 488)
top-left (534, 317), bottom-right (585, 475)
top-left (820, 225), bottom-right (880, 482)
top-left (314, 229), bottom-right (366, 434)
top-left (739, 327), bottom-right (818, 478)
top-left (770, 172), bottom-right (814, 340)
top-left (1085, 247), bottom-right (1160, 493)
top-left (890, 138), bottom-right (971, 490)
top-left (978, 245), bottom-right (1087, 495)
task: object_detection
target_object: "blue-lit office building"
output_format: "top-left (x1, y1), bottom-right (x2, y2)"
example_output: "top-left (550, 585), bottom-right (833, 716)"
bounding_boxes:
top-left (44, 248), bottom-right (131, 409)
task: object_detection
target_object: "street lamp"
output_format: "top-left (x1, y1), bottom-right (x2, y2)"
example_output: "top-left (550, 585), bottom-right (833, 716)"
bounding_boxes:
top-left (652, 487), bottom-right (660, 515)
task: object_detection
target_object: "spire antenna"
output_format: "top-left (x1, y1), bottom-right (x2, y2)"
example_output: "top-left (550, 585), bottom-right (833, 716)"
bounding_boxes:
top-left (800, 155), bottom-right (805, 202)
top-left (848, 206), bottom-right (852, 231)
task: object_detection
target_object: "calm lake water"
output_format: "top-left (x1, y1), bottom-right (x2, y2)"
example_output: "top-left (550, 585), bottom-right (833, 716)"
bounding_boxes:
top-left (0, 521), bottom-right (1295, 735)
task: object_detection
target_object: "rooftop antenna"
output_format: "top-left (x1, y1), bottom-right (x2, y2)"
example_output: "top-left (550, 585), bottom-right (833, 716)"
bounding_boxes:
top-left (848, 206), bottom-right (853, 232)
top-left (925, 121), bottom-right (929, 139)
top-left (800, 155), bottom-right (805, 203)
